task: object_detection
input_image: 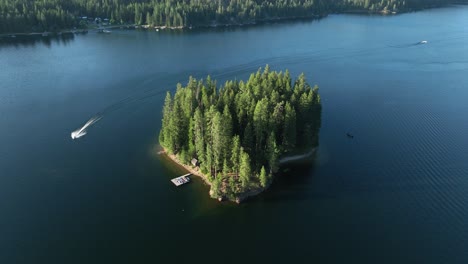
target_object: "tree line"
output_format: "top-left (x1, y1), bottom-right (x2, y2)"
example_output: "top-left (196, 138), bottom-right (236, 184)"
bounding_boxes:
top-left (159, 66), bottom-right (321, 199)
top-left (0, 0), bottom-right (462, 34)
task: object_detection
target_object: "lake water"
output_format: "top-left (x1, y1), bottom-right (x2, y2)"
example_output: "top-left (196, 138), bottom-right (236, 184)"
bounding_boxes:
top-left (1, 5), bottom-right (468, 264)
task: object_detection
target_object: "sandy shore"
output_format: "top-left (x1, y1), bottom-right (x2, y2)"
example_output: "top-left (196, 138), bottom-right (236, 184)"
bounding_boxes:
top-left (159, 150), bottom-right (212, 187)
top-left (159, 147), bottom-right (314, 203)
top-left (160, 149), bottom-right (268, 203)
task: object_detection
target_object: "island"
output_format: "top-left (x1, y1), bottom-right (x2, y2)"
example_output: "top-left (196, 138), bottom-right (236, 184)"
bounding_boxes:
top-left (1, 0), bottom-right (465, 34)
top-left (159, 66), bottom-right (321, 203)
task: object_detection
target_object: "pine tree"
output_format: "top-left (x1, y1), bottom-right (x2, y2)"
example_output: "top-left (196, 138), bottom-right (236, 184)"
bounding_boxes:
top-left (211, 175), bottom-right (222, 198)
top-left (222, 105), bottom-right (233, 160)
top-left (231, 135), bottom-right (241, 177)
top-left (169, 100), bottom-right (185, 153)
top-left (243, 122), bottom-right (254, 153)
top-left (283, 102), bottom-right (297, 151)
top-left (193, 108), bottom-right (206, 164)
top-left (211, 111), bottom-right (223, 176)
top-left (205, 144), bottom-right (214, 180)
top-left (259, 166), bottom-right (267, 187)
top-left (253, 98), bottom-right (269, 152)
top-left (223, 159), bottom-right (230, 175)
top-left (266, 132), bottom-right (280, 173)
top-left (229, 175), bottom-right (237, 196)
top-left (239, 147), bottom-right (251, 189)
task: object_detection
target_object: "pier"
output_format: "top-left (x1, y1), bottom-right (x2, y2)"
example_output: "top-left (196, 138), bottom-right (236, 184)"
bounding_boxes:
top-left (171, 173), bottom-right (191, 186)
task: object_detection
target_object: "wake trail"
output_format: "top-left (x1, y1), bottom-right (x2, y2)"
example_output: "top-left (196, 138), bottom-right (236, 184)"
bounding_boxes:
top-left (71, 115), bottom-right (102, 139)
top-left (279, 148), bottom-right (317, 164)
top-left (387, 40), bottom-right (429, 49)
top-left (70, 82), bottom-right (166, 140)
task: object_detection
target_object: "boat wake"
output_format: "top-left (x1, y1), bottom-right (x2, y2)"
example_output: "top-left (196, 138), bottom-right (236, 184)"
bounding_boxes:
top-left (279, 148), bottom-right (317, 164)
top-left (70, 76), bottom-right (167, 140)
top-left (388, 40), bottom-right (428, 48)
top-left (71, 115), bottom-right (102, 139)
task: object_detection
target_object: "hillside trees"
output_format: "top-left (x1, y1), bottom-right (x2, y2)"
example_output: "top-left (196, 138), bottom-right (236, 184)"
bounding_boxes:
top-left (1, 0), bottom-right (459, 33)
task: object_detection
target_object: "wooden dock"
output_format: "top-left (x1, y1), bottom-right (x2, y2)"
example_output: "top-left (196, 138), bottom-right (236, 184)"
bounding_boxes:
top-left (171, 173), bottom-right (191, 186)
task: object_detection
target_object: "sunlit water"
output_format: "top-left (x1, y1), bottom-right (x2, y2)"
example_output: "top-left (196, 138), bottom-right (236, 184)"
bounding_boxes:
top-left (1, 5), bottom-right (468, 263)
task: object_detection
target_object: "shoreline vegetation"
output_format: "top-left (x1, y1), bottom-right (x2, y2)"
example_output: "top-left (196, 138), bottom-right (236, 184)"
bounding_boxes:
top-left (158, 66), bottom-right (321, 203)
top-left (1, 0), bottom-right (467, 35)
top-left (160, 147), bottom-right (318, 203)
top-left (160, 149), bottom-right (271, 203)
top-left (0, 24), bottom-right (135, 38)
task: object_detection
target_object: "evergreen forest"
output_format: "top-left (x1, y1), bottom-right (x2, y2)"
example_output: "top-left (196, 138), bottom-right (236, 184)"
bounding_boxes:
top-left (0, 0), bottom-right (462, 33)
top-left (159, 66), bottom-right (321, 199)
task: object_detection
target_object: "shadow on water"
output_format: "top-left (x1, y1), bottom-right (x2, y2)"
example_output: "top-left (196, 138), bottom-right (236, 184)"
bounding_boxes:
top-left (0, 32), bottom-right (77, 48)
top-left (259, 154), bottom-right (323, 203)
top-left (251, 106), bottom-right (323, 205)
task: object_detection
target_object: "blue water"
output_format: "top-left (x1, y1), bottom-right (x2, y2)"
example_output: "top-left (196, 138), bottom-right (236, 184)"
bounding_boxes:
top-left (1, 5), bottom-right (468, 263)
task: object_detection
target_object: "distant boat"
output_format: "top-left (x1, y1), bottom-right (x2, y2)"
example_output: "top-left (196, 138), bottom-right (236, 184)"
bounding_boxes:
top-left (98, 29), bottom-right (112, 34)
top-left (346, 132), bottom-right (354, 139)
top-left (420, 40), bottom-right (428, 44)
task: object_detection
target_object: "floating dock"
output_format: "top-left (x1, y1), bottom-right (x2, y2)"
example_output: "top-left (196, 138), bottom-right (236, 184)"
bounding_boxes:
top-left (171, 173), bottom-right (191, 186)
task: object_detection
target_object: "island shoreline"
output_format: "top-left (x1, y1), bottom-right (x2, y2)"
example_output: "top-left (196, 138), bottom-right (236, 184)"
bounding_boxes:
top-left (160, 147), bottom-right (317, 203)
top-left (161, 148), bottom-right (269, 203)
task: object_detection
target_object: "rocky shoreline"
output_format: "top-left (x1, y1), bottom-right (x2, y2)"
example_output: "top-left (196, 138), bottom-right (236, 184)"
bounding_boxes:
top-left (161, 149), bottom-right (269, 204)
top-left (160, 147), bottom-right (316, 204)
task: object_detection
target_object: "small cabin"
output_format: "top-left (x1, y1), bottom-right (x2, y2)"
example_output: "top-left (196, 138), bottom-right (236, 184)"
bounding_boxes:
top-left (191, 158), bottom-right (199, 167)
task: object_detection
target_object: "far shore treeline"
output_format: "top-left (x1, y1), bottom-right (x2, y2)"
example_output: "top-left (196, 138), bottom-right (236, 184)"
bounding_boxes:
top-left (1, 0), bottom-right (464, 34)
top-left (159, 66), bottom-right (321, 200)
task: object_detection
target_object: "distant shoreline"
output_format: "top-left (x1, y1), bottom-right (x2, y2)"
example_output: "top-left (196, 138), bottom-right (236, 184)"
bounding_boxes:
top-left (2, 4), bottom-right (465, 37)
top-left (0, 15), bottom-right (326, 37)
top-left (0, 24), bottom-right (135, 38)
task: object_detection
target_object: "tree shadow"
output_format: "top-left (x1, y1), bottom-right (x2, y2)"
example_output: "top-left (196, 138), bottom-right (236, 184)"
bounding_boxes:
top-left (0, 33), bottom-right (76, 48)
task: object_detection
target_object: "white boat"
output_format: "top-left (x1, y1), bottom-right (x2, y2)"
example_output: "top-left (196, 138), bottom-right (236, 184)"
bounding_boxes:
top-left (71, 130), bottom-right (87, 139)
top-left (71, 116), bottom-right (101, 139)
top-left (420, 40), bottom-right (428, 44)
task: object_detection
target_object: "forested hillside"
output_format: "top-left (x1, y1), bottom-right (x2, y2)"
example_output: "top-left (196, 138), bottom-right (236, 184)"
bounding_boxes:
top-left (159, 66), bottom-right (321, 201)
top-left (0, 0), bottom-right (463, 33)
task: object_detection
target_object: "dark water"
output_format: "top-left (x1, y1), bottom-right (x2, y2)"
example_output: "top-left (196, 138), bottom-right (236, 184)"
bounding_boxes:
top-left (1, 6), bottom-right (468, 264)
